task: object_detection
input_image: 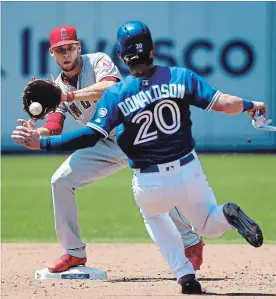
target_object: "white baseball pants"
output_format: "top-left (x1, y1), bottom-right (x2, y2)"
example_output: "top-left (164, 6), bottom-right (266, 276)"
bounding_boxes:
top-left (132, 150), bottom-right (232, 280)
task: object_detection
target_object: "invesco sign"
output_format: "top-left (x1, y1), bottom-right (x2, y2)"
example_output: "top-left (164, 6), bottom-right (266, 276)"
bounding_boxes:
top-left (20, 28), bottom-right (255, 78)
top-left (153, 39), bottom-right (255, 77)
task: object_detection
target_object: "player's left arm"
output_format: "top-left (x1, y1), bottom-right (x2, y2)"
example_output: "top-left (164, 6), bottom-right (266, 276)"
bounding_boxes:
top-left (60, 78), bottom-right (120, 103)
top-left (11, 89), bottom-right (122, 151)
top-left (60, 53), bottom-right (122, 103)
top-left (212, 93), bottom-right (267, 119)
top-left (185, 69), bottom-right (267, 118)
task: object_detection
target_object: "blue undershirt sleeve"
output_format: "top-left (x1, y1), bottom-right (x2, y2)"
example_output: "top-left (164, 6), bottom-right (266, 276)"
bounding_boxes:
top-left (40, 127), bottom-right (103, 151)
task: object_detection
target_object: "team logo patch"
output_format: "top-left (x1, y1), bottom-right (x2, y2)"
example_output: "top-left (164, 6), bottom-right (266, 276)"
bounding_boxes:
top-left (98, 58), bottom-right (112, 70)
top-left (142, 80), bottom-right (149, 86)
top-left (99, 108), bottom-right (107, 117)
top-left (60, 28), bottom-right (69, 40)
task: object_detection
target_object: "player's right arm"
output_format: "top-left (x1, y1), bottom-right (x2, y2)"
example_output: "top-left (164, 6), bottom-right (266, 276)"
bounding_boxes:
top-left (40, 112), bottom-right (65, 136)
top-left (12, 88), bottom-right (122, 151)
top-left (17, 111), bottom-right (65, 137)
top-left (44, 89), bottom-right (121, 151)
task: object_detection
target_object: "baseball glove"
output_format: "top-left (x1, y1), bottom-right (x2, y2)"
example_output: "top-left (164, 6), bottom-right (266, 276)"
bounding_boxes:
top-left (22, 77), bottom-right (62, 119)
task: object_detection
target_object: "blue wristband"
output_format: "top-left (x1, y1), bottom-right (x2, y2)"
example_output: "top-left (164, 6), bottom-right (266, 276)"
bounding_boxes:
top-left (40, 136), bottom-right (62, 151)
top-left (242, 99), bottom-right (254, 112)
top-left (40, 137), bottom-right (49, 150)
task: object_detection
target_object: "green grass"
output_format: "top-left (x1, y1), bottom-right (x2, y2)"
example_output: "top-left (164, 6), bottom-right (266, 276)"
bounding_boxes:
top-left (1, 154), bottom-right (276, 243)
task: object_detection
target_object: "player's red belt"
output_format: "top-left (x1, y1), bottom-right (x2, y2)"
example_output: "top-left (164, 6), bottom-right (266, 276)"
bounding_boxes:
top-left (140, 152), bottom-right (195, 174)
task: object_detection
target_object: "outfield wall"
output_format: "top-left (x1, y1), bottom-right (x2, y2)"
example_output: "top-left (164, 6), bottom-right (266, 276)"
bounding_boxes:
top-left (1, 1), bottom-right (276, 151)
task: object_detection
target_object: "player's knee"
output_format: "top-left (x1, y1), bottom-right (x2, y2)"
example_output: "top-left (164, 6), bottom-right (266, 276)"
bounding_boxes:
top-left (51, 172), bottom-right (60, 186)
top-left (51, 172), bottom-right (63, 187)
top-left (51, 166), bottom-right (72, 187)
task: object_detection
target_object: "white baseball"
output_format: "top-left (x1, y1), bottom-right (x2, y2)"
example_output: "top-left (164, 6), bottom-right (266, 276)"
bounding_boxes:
top-left (29, 102), bottom-right (42, 116)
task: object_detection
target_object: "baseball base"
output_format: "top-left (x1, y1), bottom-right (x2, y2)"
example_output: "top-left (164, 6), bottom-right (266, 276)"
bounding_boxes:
top-left (35, 266), bottom-right (107, 280)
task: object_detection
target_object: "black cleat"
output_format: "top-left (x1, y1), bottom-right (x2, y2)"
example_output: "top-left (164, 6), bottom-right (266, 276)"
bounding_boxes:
top-left (179, 274), bottom-right (202, 294)
top-left (223, 202), bottom-right (263, 248)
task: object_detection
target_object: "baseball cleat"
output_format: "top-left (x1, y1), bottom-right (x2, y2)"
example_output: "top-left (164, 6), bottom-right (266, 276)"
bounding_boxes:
top-left (48, 254), bottom-right (87, 273)
top-left (179, 274), bottom-right (202, 294)
top-left (223, 202), bottom-right (263, 248)
top-left (185, 239), bottom-right (205, 271)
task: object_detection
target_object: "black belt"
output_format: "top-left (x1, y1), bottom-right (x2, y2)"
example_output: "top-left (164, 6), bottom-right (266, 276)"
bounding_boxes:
top-left (140, 152), bottom-right (195, 174)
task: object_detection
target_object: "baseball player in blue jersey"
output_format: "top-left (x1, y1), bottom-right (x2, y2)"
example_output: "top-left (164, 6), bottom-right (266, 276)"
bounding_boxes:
top-left (12, 21), bottom-right (266, 294)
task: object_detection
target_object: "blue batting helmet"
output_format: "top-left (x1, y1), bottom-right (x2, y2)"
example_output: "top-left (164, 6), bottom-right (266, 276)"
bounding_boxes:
top-left (116, 21), bottom-right (153, 58)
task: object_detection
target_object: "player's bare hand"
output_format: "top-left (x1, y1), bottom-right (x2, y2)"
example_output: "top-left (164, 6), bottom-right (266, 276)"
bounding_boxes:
top-left (247, 101), bottom-right (267, 119)
top-left (17, 118), bottom-right (37, 130)
top-left (11, 126), bottom-right (40, 150)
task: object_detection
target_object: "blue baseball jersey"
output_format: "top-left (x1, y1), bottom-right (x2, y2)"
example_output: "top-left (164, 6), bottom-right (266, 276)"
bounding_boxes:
top-left (87, 66), bottom-right (221, 168)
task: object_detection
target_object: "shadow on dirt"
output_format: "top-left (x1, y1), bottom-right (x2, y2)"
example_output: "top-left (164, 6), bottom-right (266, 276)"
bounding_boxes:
top-left (202, 292), bottom-right (276, 296)
top-left (109, 276), bottom-right (230, 283)
top-left (108, 277), bottom-right (275, 296)
top-left (109, 277), bottom-right (175, 283)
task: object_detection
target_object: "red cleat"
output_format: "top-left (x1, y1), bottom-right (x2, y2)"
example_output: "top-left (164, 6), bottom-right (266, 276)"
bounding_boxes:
top-left (48, 254), bottom-right (87, 273)
top-left (185, 239), bottom-right (205, 271)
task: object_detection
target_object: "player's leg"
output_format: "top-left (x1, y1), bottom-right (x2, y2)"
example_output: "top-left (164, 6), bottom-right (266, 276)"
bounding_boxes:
top-left (169, 208), bottom-right (204, 270)
top-left (175, 175), bottom-right (230, 238)
top-left (169, 208), bottom-right (201, 248)
top-left (142, 212), bottom-right (202, 294)
top-left (49, 137), bottom-right (127, 272)
top-left (173, 152), bottom-right (235, 237)
top-left (142, 211), bottom-right (195, 279)
top-left (174, 151), bottom-right (263, 247)
top-left (132, 171), bottom-right (202, 294)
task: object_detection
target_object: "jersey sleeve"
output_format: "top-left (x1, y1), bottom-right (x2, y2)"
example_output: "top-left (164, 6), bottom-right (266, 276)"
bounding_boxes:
top-left (93, 53), bottom-right (122, 83)
top-left (86, 89), bottom-right (121, 138)
top-left (185, 69), bottom-right (221, 111)
top-left (55, 103), bottom-right (68, 117)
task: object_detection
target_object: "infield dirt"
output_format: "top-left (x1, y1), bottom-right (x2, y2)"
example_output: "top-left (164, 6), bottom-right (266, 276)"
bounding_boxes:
top-left (1, 243), bottom-right (275, 299)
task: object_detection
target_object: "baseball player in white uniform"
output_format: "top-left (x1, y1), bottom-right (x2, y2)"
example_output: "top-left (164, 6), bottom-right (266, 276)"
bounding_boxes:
top-left (17, 25), bottom-right (204, 273)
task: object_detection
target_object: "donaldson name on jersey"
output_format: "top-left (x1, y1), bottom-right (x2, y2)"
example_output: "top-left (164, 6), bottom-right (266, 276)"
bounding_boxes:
top-left (87, 66), bottom-right (221, 168)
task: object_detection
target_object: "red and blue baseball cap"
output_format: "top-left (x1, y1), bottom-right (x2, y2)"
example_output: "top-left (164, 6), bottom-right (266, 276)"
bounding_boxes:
top-left (49, 25), bottom-right (79, 48)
